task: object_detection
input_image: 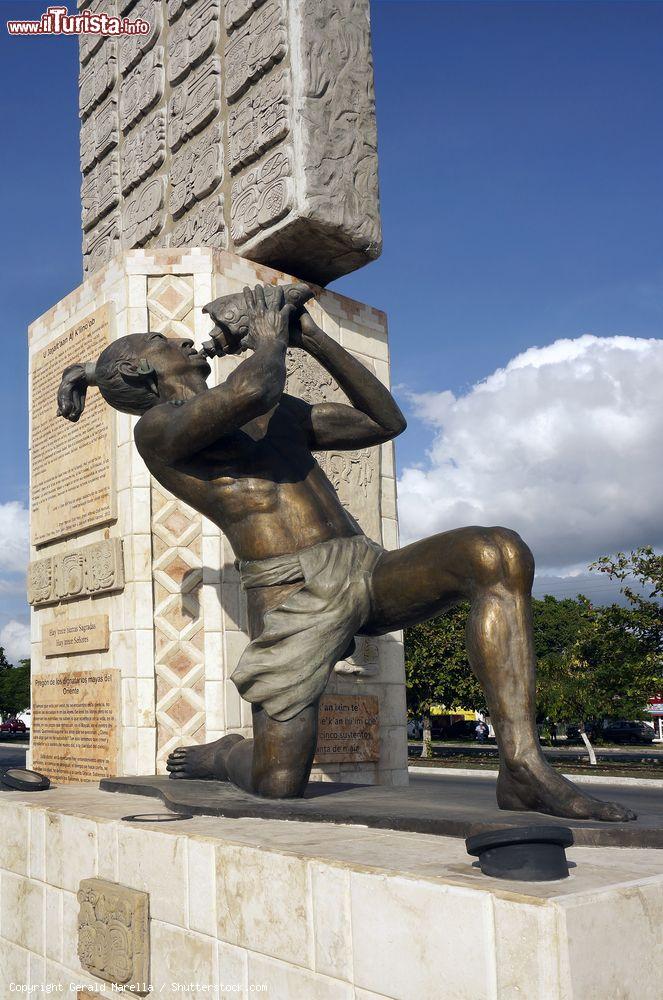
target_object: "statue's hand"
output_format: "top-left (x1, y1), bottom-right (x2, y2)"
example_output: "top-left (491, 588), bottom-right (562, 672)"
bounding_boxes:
top-left (242, 285), bottom-right (294, 352)
top-left (289, 310), bottom-right (323, 351)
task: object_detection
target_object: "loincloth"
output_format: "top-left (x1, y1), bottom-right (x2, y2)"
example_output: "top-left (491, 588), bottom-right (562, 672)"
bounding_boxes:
top-left (231, 534), bottom-right (384, 722)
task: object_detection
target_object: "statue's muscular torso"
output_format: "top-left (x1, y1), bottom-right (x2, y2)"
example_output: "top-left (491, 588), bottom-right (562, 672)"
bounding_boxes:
top-left (138, 393), bottom-right (360, 563)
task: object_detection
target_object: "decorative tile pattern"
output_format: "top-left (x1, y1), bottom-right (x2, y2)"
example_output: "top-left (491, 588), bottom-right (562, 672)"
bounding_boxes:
top-left (148, 274), bottom-right (205, 768)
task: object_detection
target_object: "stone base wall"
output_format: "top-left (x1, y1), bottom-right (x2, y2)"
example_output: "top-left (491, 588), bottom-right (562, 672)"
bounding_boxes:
top-left (28, 247), bottom-right (407, 785)
top-left (2, 788), bottom-right (662, 998)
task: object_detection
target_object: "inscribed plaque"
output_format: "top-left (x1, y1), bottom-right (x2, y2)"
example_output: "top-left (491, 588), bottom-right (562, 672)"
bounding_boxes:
top-left (315, 695), bottom-right (379, 764)
top-left (31, 304), bottom-right (115, 545)
top-left (31, 668), bottom-right (120, 783)
top-left (42, 615), bottom-right (110, 657)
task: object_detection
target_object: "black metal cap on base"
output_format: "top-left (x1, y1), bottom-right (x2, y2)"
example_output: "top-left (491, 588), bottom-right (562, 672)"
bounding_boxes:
top-left (0, 768), bottom-right (51, 792)
top-left (466, 825), bottom-right (574, 881)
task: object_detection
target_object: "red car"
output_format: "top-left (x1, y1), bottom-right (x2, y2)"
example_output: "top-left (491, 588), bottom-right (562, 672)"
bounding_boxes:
top-left (0, 718), bottom-right (27, 734)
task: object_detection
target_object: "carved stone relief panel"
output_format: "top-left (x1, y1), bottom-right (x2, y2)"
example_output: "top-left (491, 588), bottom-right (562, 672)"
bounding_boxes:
top-left (224, 0), bottom-right (267, 33)
top-left (120, 46), bottom-right (165, 134)
top-left (122, 109), bottom-right (166, 196)
top-left (170, 121), bottom-right (224, 219)
top-left (80, 96), bottom-right (119, 176)
top-left (298, 0), bottom-right (382, 258)
top-left (123, 176), bottom-right (166, 248)
top-left (28, 538), bottom-right (125, 607)
top-left (227, 68), bottom-right (289, 174)
top-left (224, 0), bottom-right (287, 103)
top-left (170, 193), bottom-right (227, 249)
top-left (285, 349), bottom-right (381, 542)
top-left (77, 0), bottom-right (382, 282)
top-left (77, 879), bottom-right (149, 995)
top-left (119, 0), bottom-right (163, 75)
top-left (79, 0), bottom-right (117, 66)
top-left (84, 213), bottom-right (122, 275)
top-left (230, 146), bottom-right (293, 245)
top-left (167, 0), bottom-right (196, 24)
top-left (81, 154), bottom-right (121, 232)
top-left (168, 56), bottom-right (222, 152)
top-left (79, 44), bottom-right (117, 121)
top-left (168, 0), bottom-right (220, 85)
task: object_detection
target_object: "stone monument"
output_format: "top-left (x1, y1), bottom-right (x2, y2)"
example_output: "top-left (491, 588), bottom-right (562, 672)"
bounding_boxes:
top-left (6, 6), bottom-right (650, 999)
top-left (27, 0), bottom-right (407, 789)
top-left (78, 0), bottom-right (381, 284)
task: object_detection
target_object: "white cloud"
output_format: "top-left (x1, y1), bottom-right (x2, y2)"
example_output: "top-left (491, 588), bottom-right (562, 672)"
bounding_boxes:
top-left (398, 335), bottom-right (663, 574)
top-left (0, 502), bottom-right (29, 575)
top-left (0, 620), bottom-right (30, 664)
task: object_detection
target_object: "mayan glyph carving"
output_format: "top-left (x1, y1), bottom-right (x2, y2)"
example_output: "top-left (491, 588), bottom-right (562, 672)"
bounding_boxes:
top-left (119, 0), bottom-right (163, 75)
top-left (168, 55), bottom-right (222, 151)
top-left (79, 43), bottom-right (117, 120)
top-left (230, 147), bottom-right (293, 245)
top-left (171, 193), bottom-right (226, 249)
top-left (121, 109), bottom-right (166, 195)
top-left (78, 0), bottom-right (381, 282)
top-left (168, 0), bottom-right (220, 84)
top-left (84, 213), bottom-right (122, 275)
top-left (77, 879), bottom-right (149, 994)
top-left (81, 155), bottom-right (121, 232)
top-left (227, 68), bottom-right (289, 173)
top-left (170, 121), bottom-right (224, 218)
top-left (123, 175), bottom-right (166, 247)
top-left (28, 539), bottom-right (125, 607)
top-left (80, 96), bottom-right (119, 175)
top-left (120, 46), bottom-right (165, 134)
top-left (224, 0), bottom-right (287, 102)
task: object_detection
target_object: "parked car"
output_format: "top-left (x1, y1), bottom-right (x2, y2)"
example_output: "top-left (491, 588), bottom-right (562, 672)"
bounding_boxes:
top-left (0, 718), bottom-right (27, 734)
top-left (407, 719), bottom-right (422, 739)
top-left (602, 720), bottom-right (655, 744)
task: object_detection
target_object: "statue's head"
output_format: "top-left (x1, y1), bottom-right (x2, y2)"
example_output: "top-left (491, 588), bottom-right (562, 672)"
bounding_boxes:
top-left (57, 331), bottom-right (211, 422)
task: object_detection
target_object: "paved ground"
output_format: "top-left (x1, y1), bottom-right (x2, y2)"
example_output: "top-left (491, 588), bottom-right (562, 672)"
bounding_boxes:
top-left (409, 741), bottom-right (663, 763)
top-left (0, 743), bottom-right (28, 790)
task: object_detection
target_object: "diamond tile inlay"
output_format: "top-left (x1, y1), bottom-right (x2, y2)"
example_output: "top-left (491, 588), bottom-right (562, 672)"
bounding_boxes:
top-left (148, 274), bottom-right (207, 768)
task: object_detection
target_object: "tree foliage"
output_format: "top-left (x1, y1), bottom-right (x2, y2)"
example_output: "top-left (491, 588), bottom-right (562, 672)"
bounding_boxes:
top-left (0, 648), bottom-right (31, 720)
top-left (404, 603), bottom-right (484, 718)
top-left (404, 547), bottom-right (663, 727)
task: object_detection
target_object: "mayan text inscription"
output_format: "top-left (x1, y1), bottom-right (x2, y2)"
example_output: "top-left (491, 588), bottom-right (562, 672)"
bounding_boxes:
top-left (32, 669), bottom-right (120, 783)
top-left (31, 305), bottom-right (114, 546)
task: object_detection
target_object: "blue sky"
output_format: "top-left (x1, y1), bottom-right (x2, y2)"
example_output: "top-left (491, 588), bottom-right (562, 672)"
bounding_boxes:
top-left (1, 1), bottom-right (662, 646)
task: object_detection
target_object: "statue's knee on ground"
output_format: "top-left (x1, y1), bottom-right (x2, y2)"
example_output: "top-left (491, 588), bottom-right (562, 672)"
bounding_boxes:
top-left (235, 704), bottom-right (318, 799)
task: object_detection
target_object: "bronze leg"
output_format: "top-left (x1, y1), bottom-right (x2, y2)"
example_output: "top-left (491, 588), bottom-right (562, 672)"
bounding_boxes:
top-left (367, 526), bottom-right (636, 822)
top-left (225, 703), bottom-right (318, 798)
top-left (168, 579), bottom-right (319, 798)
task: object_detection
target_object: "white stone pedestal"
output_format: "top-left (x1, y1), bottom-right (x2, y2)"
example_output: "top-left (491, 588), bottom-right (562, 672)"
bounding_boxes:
top-left (28, 248), bottom-right (407, 785)
top-left (1, 787), bottom-right (661, 999)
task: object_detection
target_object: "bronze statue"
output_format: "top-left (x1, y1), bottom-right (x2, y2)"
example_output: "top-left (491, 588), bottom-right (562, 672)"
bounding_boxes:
top-left (58, 284), bottom-right (635, 822)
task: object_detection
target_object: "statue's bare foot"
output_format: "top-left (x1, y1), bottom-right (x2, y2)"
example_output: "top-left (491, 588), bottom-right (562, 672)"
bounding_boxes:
top-left (166, 734), bottom-right (245, 781)
top-left (497, 754), bottom-right (637, 822)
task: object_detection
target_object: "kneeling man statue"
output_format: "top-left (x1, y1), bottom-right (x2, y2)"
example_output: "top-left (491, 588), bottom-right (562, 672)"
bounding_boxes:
top-left (58, 284), bottom-right (634, 822)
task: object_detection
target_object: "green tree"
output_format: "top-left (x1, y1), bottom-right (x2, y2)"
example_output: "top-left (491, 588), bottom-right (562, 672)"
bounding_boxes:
top-left (0, 649), bottom-right (31, 721)
top-left (404, 604), bottom-right (484, 757)
top-left (536, 548), bottom-right (663, 763)
top-left (404, 548), bottom-right (663, 765)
